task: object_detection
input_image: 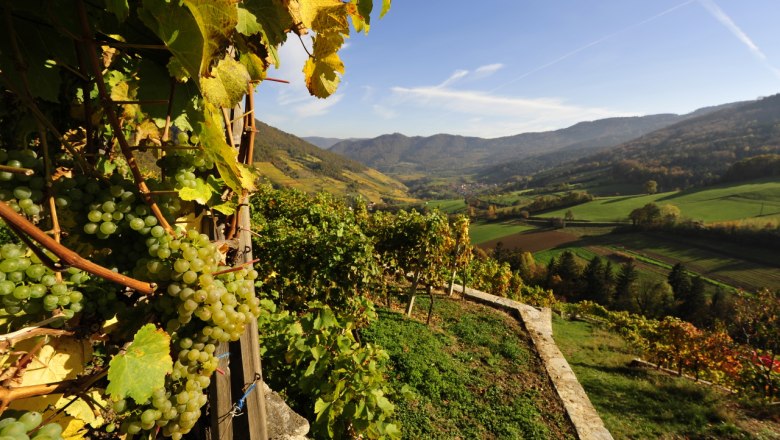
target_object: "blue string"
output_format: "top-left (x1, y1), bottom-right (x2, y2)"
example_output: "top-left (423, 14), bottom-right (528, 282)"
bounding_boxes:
top-left (236, 382), bottom-right (257, 412)
top-left (217, 352), bottom-right (230, 359)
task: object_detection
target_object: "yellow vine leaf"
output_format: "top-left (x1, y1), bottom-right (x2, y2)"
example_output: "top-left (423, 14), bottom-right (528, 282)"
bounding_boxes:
top-left (198, 103), bottom-right (256, 194)
top-left (200, 56), bottom-right (252, 108)
top-left (295, 0), bottom-right (350, 98)
top-left (14, 337), bottom-right (92, 386)
top-left (58, 389), bottom-right (108, 428)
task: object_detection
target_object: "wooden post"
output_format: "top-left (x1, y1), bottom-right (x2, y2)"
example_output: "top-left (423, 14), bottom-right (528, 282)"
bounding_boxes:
top-left (207, 102), bottom-right (269, 440)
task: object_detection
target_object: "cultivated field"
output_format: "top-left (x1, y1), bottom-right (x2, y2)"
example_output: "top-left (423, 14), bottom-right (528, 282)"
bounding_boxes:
top-left (469, 221), bottom-right (536, 245)
top-left (476, 226), bottom-right (780, 291)
top-left (540, 179), bottom-right (780, 223)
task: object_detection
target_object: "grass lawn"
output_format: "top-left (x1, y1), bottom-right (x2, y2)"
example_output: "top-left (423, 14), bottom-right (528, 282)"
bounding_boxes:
top-left (552, 316), bottom-right (780, 439)
top-left (540, 178), bottom-right (780, 223)
top-left (361, 297), bottom-right (575, 439)
top-left (470, 221), bottom-right (536, 244)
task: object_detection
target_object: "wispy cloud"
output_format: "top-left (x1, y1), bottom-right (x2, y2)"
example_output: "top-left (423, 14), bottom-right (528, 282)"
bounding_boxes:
top-left (438, 69), bottom-right (469, 88)
top-left (391, 84), bottom-right (631, 136)
top-left (474, 63), bottom-right (504, 77)
top-left (295, 94), bottom-right (344, 117)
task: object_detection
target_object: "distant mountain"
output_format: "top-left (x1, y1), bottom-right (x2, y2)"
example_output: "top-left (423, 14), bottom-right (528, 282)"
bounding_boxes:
top-left (330, 114), bottom-right (695, 178)
top-left (252, 121), bottom-right (413, 204)
top-left (477, 102), bottom-right (745, 183)
top-left (525, 95), bottom-right (780, 190)
top-left (302, 136), bottom-right (348, 149)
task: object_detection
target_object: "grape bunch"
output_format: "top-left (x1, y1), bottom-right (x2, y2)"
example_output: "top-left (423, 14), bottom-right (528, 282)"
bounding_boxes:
top-left (0, 148), bottom-right (45, 219)
top-left (0, 411), bottom-right (64, 440)
top-left (157, 147), bottom-right (214, 193)
top-left (0, 243), bottom-right (86, 318)
top-left (116, 228), bottom-right (261, 439)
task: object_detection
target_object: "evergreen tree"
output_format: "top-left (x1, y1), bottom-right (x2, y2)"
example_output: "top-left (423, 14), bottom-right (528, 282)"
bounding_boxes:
top-left (613, 261), bottom-right (638, 311)
top-left (667, 263), bottom-right (692, 302)
top-left (583, 256), bottom-right (605, 302)
top-left (556, 251), bottom-right (582, 299)
top-left (678, 276), bottom-right (708, 326)
top-left (545, 257), bottom-right (559, 290)
top-left (597, 260), bottom-right (616, 306)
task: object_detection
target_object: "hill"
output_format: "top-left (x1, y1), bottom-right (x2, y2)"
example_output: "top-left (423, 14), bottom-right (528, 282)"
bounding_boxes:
top-left (252, 121), bottom-right (413, 204)
top-left (301, 136), bottom-right (351, 149)
top-left (525, 95), bottom-right (780, 190)
top-left (329, 110), bottom-right (738, 181)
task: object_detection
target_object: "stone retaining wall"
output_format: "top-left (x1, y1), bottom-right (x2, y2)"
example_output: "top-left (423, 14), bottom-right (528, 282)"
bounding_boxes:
top-left (452, 284), bottom-right (613, 440)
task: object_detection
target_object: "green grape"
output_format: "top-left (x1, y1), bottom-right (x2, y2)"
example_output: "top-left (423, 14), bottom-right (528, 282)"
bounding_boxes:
top-left (99, 221), bottom-right (117, 235)
top-left (83, 222), bottom-right (98, 234)
top-left (17, 411), bottom-right (42, 431)
top-left (87, 210), bottom-right (102, 223)
top-left (0, 421), bottom-right (27, 436)
top-left (35, 423), bottom-right (62, 438)
top-left (129, 217), bottom-right (145, 230)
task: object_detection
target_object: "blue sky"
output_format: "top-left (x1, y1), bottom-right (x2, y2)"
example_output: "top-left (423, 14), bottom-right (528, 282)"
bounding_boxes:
top-left (253, 0), bottom-right (780, 139)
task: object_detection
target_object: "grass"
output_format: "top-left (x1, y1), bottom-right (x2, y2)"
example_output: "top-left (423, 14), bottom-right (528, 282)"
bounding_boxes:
top-left (470, 221), bottom-right (536, 244)
top-left (539, 178), bottom-right (780, 223)
top-left (361, 297), bottom-right (575, 439)
top-left (552, 316), bottom-right (780, 439)
top-left (426, 198), bottom-right (467, 214)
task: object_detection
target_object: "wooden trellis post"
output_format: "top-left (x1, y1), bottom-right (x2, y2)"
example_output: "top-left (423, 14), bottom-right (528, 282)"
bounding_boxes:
top-left (207, 92), bottom-right (269, 440)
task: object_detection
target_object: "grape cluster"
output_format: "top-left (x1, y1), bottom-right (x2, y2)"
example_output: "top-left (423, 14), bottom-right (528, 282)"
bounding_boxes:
top-left (157, 147), bottom-right (213, 194)
top-left (0, 148), bottom-right (45, 218)
top-left (116, 228), bottom-right (261, 439)
top-left (0, 411), bottom-right (64, 440)
top-left (0, 243), bottom-right (86, 318)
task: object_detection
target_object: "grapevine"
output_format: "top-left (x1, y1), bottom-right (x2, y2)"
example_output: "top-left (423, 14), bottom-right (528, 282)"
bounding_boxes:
top-left (0, 0), bottom-right (389, 438)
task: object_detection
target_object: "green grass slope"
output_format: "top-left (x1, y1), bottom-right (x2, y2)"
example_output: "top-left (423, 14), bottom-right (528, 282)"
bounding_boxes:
top-left (553, 316), bottom-right (780, 439)
top-left (362, 297), bottom-right (575, 439)
top-left (539, 179), bottom-right (780, 223)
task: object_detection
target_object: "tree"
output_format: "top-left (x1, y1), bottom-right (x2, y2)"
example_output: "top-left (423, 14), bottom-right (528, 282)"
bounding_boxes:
top-left (659, 204), bottom-right (681, 225)
top-left (678, 276), bottom-right (708, 326)
top-left (644, 180), bottom-right (658, 195)
top-left (634, 280), bottom-right (674, 319)
top-left (554, 250), bottom-right (582, 300)
top-left (667, 263), bottom-right (692, 302)
top-left (613, 261), bottom-right (639, 311)
top-left (629, 203), bottom-right (662, 227)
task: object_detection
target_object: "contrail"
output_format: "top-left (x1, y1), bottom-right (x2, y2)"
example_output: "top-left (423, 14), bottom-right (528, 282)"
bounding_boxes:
top-left (698, 0), bottom-right (780, 79)
top-left (491, 0), bottom-right (696, 93)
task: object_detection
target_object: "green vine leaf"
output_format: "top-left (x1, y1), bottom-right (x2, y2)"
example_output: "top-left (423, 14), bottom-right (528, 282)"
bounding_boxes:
top-left (139, 0), bottom-right (237, 80)
top-left (107, 324), bottom-right (172, 404)
top-left (200, 56), bottom-right (251, 108)
top-left (197, 104), bottom-right (256, 194)
top-left (104, 0), bottom-right (130, 22)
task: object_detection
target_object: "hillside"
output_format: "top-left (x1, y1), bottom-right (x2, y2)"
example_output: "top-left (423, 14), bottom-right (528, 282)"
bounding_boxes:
top-left (527, 95), bottom-right (780, 190)
top-left (301, 136), bottom-right (350, 149)
top-left (252, 121), bottom-right (413, 204)
top-left (330, 113), bottom-right (725, 180)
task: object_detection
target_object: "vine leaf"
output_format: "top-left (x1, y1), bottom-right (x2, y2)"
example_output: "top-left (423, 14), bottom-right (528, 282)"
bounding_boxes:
top-left (14, 337), bottom-right (92, 386)
top-left (179, 178), bottom-right (215, 205)
top-left (139, 0), bottom-right (237, 80)
top-left (298, 0), bottom-right (349, 98)
top-left (107, 324), bottom-right (172, 404)
top-left (201, 56), bottom-right (251, 108)
top-left (104, 0), bottom-right (130, 22)
top-left (197, 104), bottom-right (256, 194)
top-left (58, 390), bottom-right (107, 428)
